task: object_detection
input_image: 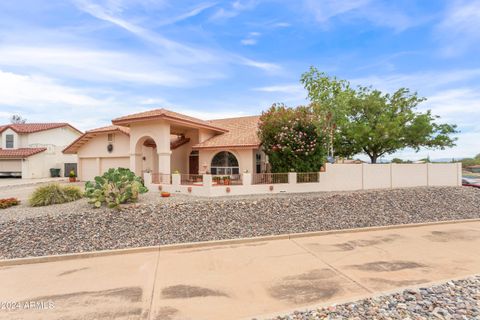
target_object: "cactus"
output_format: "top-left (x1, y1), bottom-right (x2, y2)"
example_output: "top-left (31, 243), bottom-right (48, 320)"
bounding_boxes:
top-left (84, 168), bottom-right (148, 209)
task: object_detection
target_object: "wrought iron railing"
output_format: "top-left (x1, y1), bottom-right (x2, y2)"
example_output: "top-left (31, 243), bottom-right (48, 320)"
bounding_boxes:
top-left (152, 173), bottom-right (171, 184)
top-left (297, 172), bottom-right (320, 183)
top-left (252, 173), bottom-right (289, 184)
top-left (181, 174), bottom-right (203, 185)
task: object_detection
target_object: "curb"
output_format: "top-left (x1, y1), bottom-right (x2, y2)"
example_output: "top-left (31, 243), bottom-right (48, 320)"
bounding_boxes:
top-left (1, 217), bottom-right (480, 267)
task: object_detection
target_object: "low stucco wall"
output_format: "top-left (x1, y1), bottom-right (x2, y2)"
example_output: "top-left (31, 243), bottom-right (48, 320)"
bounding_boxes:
top-left (147, 163), bottom-right (462, 197)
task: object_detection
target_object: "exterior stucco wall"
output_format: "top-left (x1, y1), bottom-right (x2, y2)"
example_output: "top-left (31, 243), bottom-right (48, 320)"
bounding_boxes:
top-left (152, 163), bottom-right (461, 197)
top-left (0, 128), bottom-right (19, 149)
top-left (170, 129), bottom-right (197, 174)
top-left (76, 132), bottom-right (130, 181)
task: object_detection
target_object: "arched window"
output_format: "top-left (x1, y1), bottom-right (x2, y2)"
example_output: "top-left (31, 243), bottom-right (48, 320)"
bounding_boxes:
top-left (211, 151), bottom-right (239, 175)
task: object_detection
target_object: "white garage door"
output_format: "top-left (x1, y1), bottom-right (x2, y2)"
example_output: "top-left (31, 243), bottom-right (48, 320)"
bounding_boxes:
top-left (80, 158), bottom-right (98, 182)
top-left (80, 157), bottom-right (130, 181)
top-left (0, 159), bottom-right (22, 172)
top-left (100, 157), bottom-right (129, 173)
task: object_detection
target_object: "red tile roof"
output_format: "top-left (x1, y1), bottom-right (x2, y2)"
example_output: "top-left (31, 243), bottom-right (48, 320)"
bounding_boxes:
top-left (112, 108), bottom-right (228, 133)
top-left (63, 125), bottom-right (129, 154)
top-left (0, 148), bottom-right (47, 159)
top-left (193, 115), bottom-right (261, 149)
top-left (0, 123), bottom-right (82, 134)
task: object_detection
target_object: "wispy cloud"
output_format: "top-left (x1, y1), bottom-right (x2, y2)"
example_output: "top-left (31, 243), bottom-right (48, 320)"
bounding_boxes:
top-left (74, 0), bottom-right (279, 72)
top-left (155, 2), bottom-right (217, 26)
top-left (241, 31), bottom-right (261, 46)
top-left (435, 0), bottom-right (480, 56)
top-left (210, 0), bottom-right (258, 20)
top-left (303, 0), bottom-right (417, 32)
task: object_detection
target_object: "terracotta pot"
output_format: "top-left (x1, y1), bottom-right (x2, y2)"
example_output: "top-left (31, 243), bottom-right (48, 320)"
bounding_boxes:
top-left (161, 192), bottom-right (170, 198)
top-left (69, 177), bottom-right (76, 182)
top-left (223, 179), bottom-right (230, 185)
top-left (187, 187), bottom-right (192, 193)
top-left (269, 185), bottom-right (274, 191)
top-left (226, 187), bottom-right (231, 193)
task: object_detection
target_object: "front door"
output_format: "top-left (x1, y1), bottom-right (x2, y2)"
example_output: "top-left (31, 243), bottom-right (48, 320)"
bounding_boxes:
top-left (189, 154), bottom-right (199, 174)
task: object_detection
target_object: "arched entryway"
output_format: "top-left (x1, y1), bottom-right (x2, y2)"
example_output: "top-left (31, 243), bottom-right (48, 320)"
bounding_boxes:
top-left (133, 136), bottom-right (158, 176)
top-left (210, 151), bottom-right (239, 175)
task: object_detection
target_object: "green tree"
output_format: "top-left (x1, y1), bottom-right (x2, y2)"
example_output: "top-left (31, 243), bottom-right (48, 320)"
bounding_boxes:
top-left (475, 153), bottom-right (480, 160)
top-left (300, 67), bottom-right (354, 158)
top-left (338, 87), bottom-right (458, 163)
top-left (258, 104), bottom-right (326, 172)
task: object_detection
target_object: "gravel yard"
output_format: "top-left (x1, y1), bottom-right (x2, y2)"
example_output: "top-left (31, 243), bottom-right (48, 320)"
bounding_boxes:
top-left (266, 275), bottom-right (480, 320)
top-left (0, 186), bottom-right (479, 259)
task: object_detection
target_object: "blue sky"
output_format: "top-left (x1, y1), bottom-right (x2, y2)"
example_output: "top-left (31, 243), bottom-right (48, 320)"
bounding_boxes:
top-left (0, 0), bottom-right (479, 160)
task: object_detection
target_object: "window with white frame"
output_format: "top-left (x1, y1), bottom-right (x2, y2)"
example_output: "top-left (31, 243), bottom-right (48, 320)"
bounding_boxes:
top-left (5, 134), bottom-right (14, 148)
top-left (210, 151), bottom-right (239, 175)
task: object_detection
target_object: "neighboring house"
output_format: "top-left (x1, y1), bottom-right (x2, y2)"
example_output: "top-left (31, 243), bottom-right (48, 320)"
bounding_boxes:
top-left (63, 108), bottom-right (267, 181)
top-left (0, 123), bottom-right (82, 178)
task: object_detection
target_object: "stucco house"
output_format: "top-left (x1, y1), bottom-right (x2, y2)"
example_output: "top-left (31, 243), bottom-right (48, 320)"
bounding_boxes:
top-left (0, 123), bottom-right (82, 178)
top-left (63, 109), bottom-right (267, 181)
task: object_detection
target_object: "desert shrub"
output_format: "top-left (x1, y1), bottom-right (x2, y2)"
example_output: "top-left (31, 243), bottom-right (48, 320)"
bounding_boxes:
top-left (0, 198), bottom-right (20, 209)
top-left (84, 168), bottom-right (148, 209)
top-left (29, 184), bottom-right (83, 207)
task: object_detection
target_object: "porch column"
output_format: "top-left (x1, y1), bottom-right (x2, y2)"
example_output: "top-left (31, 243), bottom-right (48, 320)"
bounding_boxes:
top-left (156, 121), bottom-right (171, 174)
top-left (130, 153), bottom-right (142, 176)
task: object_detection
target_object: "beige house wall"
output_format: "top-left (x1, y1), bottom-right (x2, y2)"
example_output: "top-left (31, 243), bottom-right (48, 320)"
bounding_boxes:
top-left (77, 132), bottom-right (130, 181)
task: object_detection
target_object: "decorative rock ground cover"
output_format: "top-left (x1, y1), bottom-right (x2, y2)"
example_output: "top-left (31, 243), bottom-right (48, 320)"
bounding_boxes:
top-left (265, 275), bottom-right (480, 320)
top-left (0, 187), bottom-right (479, 259)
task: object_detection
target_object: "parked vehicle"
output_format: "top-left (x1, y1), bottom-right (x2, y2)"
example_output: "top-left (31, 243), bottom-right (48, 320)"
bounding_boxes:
top-left (462, 178), bottom-right (480, 188)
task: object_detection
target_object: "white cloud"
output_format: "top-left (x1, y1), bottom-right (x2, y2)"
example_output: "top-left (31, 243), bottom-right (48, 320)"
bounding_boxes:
top-left (0, 70), bottom-right (107, 107)
top-left (73, 0), bottom-right (281, 72)
top-left (241, 31), bottom-right (261, 46)
top-left (156, 2), bottom-right (217, 26)
top-left (210, 0), bottom-right (258, 20)
top-left (435, 0), bottom-right (480, 56)
top-left (304, 0), bottom-right (416, 32)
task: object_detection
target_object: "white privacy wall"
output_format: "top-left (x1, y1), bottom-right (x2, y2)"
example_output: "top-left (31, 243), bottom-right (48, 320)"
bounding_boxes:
top-left (147, 163), bottom-right (462, 197)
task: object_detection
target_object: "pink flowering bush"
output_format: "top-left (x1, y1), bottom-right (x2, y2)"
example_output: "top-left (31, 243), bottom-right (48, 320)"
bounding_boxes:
top-left (258, 104), bottom-right (326, 172)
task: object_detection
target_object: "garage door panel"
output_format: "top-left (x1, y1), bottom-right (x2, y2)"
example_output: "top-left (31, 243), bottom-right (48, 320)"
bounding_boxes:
top-left (0, 160), bottom-right (22, 172)
top-left (100, 157), bottom-right (129, 173)
top-left (80, 158), bottom-right (98, 182)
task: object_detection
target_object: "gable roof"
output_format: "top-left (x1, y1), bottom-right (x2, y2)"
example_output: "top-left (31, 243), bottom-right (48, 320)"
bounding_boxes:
top-left (63, 125), bottom-right (129, 154)
top-left (193, 115), bottom-right (261, 149)
top-left (111, 108), bottom-right (228, 133)
top-left (0, 147), bottom-right (47, 159)
top-left (0, 123), bottom-right (82, 134)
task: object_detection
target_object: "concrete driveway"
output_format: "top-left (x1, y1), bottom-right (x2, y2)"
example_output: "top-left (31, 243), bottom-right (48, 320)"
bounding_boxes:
top-left (1, 220), bottom-right (480, 320)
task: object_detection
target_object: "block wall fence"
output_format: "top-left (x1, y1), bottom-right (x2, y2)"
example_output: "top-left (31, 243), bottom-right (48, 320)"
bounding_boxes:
top-left (145, 163), bottom-right (462, 197)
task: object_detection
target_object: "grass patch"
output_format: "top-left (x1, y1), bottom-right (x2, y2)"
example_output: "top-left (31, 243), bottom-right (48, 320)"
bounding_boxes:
top-left (29, 184), bottom-right (83, 207)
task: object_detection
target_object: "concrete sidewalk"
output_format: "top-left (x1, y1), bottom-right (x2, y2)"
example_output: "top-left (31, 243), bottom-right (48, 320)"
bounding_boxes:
top-left (1, 221), bottom-right (480, 320)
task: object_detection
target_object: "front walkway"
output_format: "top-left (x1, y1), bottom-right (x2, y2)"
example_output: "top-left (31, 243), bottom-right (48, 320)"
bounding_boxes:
top-left (1, 220), bottom-right (480, 320)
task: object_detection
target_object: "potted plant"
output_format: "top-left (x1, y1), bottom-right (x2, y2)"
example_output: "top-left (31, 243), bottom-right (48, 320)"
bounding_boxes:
top-left (213, 176), bottom-right (221, 185)
top-left (161, 191), bottom-right (170, 198)
top-left (69, 170), bottom-right (77, 182)
top-left (223, 176), bottom-right (230, 185)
